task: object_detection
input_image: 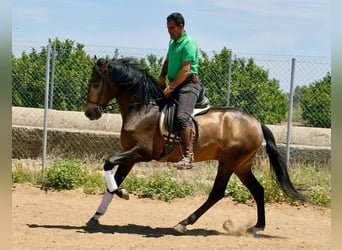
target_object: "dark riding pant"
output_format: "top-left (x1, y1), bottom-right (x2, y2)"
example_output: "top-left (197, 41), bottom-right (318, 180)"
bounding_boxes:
top-left (173, 79), bottom-right (201, 130)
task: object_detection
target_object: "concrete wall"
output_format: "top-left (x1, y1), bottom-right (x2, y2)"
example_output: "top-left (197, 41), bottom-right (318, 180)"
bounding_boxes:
top-left (12, 107), bottom-right (331, 164)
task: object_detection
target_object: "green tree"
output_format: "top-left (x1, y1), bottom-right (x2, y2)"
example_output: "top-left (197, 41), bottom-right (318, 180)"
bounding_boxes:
top-left (198, 47), bottom-right (231, 107)
top-left (199, 47), bottom-right (287, 124)
top-left (138, 54), bottom-right (164, 79)
top-left (12, 47), bottom-right (48, 108)
top-left (230, 57), bottom-right (287, 124)
top-left (49, 38), bottom-right (93, 111)
top-left (293, 85), bottom-right (302, 109)
top-left (300, 72), bottom-right (331, 128)
top-left (12, 38), bottom-right (93, 111)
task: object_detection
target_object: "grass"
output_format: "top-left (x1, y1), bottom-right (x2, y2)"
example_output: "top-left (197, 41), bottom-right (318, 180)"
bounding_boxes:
top-left (123, 172), bottom-right (194, 202)
top-left (12, 156), bottom-right (331, 206)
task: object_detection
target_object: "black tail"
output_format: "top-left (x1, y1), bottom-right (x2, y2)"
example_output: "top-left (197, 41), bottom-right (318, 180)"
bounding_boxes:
top-left (261, 124), bottom-right (308, 201)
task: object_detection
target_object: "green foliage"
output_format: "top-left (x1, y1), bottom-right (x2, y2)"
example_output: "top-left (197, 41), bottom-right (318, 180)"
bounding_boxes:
top-left (225, 173), bottom-right (290, 204)
top-left (122, 172), bottom-right (194, 202)
top-left (230, 57), bottom-right (287, 124)
top-left (199, 48), bottom-right (287, 124)
top-left (51, 39), bottom-right (93, 111)
top-left (138, 54), bottom-right (164, 79)
top-left (224, 163), bottom-right (331, 206)
top-left (12, 47), bottom-right (47, 108)
top-left (300, 72), bottom-right (331, 128)
top-left (225, 176), bottom-right (251, 203)
top-left (258, 172), bottom-right (290, 203)
top-left (12, 38), bottom-right (93, 111)
top-left (42, 156), bottom-right (86, 190)
top-left (120, 174), bottom-right (146, 192)
top-left (12, 163), bottom-right (42, 185)
top-left (12, 159), bottom-right (330, 207)
top-left (12, 165), bottom-right (32, 184)
top-left (310, 186), bottom-right (331, 206)
top-left (198, 47), bottom-right (232, 108)
top-left (289, 163), bottom-right (331, 206)
top-left (82, 171), bottom-right (106, 194)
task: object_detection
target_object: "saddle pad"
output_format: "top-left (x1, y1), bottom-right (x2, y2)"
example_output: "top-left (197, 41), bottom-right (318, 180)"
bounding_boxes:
top-left (159, 105), bottom-right (210, 137)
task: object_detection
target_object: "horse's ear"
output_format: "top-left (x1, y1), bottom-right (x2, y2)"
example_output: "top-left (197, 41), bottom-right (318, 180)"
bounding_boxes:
top-left (100, 61), bottom-right (109, 74)
top-left (93, 55), bottom-right (97, 64)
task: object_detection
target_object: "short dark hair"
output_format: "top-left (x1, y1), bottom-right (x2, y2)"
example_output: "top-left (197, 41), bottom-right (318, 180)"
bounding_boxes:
top-left (167, 12), bottom-right (185, 26)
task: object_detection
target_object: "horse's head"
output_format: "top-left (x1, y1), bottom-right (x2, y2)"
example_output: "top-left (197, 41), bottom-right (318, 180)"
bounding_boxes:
top-left (85, 56), bottom-right (164, 120)
top-left (85, 56), bottom-right (114, 120)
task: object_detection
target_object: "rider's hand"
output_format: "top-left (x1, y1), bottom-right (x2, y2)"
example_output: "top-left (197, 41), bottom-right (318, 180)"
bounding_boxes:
top-left (163, 86), bottom-right (174, 97)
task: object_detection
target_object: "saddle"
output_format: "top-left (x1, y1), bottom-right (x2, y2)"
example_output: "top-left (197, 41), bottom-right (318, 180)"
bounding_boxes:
top-left (158, 88), bottom-right (210, 159)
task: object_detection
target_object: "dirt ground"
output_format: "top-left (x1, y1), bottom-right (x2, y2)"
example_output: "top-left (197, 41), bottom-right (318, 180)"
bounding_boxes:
top-left (12, 183), bottom-right (331, 250)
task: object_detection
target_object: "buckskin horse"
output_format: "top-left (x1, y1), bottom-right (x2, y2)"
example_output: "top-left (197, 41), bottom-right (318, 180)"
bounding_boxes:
top-left (84, 57), bottom-right (307, 234)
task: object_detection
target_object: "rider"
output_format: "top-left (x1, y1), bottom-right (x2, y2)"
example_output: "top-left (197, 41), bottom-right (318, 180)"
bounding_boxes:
top-left (159, 12), bottom-right (201, 169)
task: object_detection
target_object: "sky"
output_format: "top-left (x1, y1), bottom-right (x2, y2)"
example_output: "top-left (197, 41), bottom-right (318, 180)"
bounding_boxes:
top-left (12, 0), bottom-right (331, 57)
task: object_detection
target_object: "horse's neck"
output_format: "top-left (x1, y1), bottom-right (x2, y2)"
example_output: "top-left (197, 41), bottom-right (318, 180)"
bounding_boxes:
top-left (115, 97), bottom-right (134, 119)
top-left (119, 103), bottom-right (159, 124)
top-left (115, 89), bottom-right (162, 123)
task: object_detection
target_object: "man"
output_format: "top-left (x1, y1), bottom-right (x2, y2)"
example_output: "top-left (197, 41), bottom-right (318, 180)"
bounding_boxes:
top-left (159, 12), bottom-right (201, 169)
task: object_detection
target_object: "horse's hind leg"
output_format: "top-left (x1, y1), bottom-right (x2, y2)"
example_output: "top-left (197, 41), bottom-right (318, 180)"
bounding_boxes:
top-left (174, 162), bottom-right (233, 233)
top-left (235, 167), bottom-right (265, 233)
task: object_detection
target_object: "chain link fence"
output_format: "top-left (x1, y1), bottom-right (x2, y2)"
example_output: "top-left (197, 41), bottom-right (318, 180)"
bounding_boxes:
top-left (12, 40), bottom-right (331, 163)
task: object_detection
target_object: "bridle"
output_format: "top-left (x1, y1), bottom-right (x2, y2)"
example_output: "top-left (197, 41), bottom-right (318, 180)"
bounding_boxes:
top-left (86, 64), bottom-right (110, 114)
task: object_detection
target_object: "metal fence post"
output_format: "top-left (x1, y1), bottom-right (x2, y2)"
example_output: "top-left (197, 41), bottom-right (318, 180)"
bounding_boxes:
top-left (226, 50), bottom-right (233, 106)
top-left (49, 41), bottom-right (56, 109)
top-left (286, 58), bottom-right (296, 167)
top-left (42, 44), bottom-right (51, 175)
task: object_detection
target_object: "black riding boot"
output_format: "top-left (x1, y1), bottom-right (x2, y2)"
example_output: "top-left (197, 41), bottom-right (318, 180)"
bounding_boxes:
top-left (173, 126), bottom-right (195, 169)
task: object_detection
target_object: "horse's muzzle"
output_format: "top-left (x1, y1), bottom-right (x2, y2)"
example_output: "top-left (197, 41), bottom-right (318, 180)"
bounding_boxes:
top-left (85, 107), bottom-right (102, 120)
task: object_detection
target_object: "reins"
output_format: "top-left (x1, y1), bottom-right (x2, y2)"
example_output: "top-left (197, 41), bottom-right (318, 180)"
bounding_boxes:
top-left (88, 97), bottom-right (164, 114)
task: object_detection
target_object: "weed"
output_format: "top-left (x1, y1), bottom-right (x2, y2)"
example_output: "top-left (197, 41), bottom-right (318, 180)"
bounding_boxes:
top-left (12, 162), bottom-right (42, 185)
top-left (42, 156), bottom-right (86, 190)
top-left (123, 172), bottom-right (194, 202)
top-left (82, 170), bottom-right (106, 195)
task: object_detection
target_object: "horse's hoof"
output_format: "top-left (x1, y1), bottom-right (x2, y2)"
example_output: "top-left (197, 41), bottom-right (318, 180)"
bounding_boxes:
top-left (114, 188), bottom-right (130, 200)
top-left (121, 188), bottom-right (129, 200)
top-left (174, 223), bottom-right (187, 234)
top-left (86, 217), bottom-right (99, 227)
top-left (247, 226), bottom-right (264, 234)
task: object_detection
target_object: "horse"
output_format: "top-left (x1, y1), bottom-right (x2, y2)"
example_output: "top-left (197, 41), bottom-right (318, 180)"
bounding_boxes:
top-left (84, 57), bottom-right (307, 234)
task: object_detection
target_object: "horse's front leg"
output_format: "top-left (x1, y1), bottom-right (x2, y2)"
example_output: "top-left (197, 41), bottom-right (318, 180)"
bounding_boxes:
top-left (86, 162), bottom-right (134, 226)
top-left (102, 146), bottom-right (144, 195)
top-left (86, 147), bottom-right (143, 226)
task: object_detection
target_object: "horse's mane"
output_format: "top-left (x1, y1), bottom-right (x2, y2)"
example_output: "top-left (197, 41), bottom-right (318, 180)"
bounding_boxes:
top-left (106, 57), bottom-right (164, 106)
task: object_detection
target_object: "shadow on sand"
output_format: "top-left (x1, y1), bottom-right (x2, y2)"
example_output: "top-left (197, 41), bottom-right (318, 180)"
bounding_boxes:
top-left (27, 222), bottom-right (285, 239)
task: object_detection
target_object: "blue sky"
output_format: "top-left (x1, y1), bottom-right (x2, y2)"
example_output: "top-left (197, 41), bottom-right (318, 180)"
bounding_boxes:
top-left (12, 0), bottom-right (330, 57)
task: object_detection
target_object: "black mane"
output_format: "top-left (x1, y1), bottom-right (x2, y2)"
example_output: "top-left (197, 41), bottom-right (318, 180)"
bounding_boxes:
top-left (106, 58), bottom-right (164, 106)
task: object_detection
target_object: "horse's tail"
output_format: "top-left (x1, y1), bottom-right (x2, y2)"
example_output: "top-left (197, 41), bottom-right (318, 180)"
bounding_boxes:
top-left (261, 124), bottom-right (308, 202)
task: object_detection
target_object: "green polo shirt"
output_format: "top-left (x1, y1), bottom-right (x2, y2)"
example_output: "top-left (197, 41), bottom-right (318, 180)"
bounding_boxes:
top-left (167, 32), bottom-right (198, 79)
